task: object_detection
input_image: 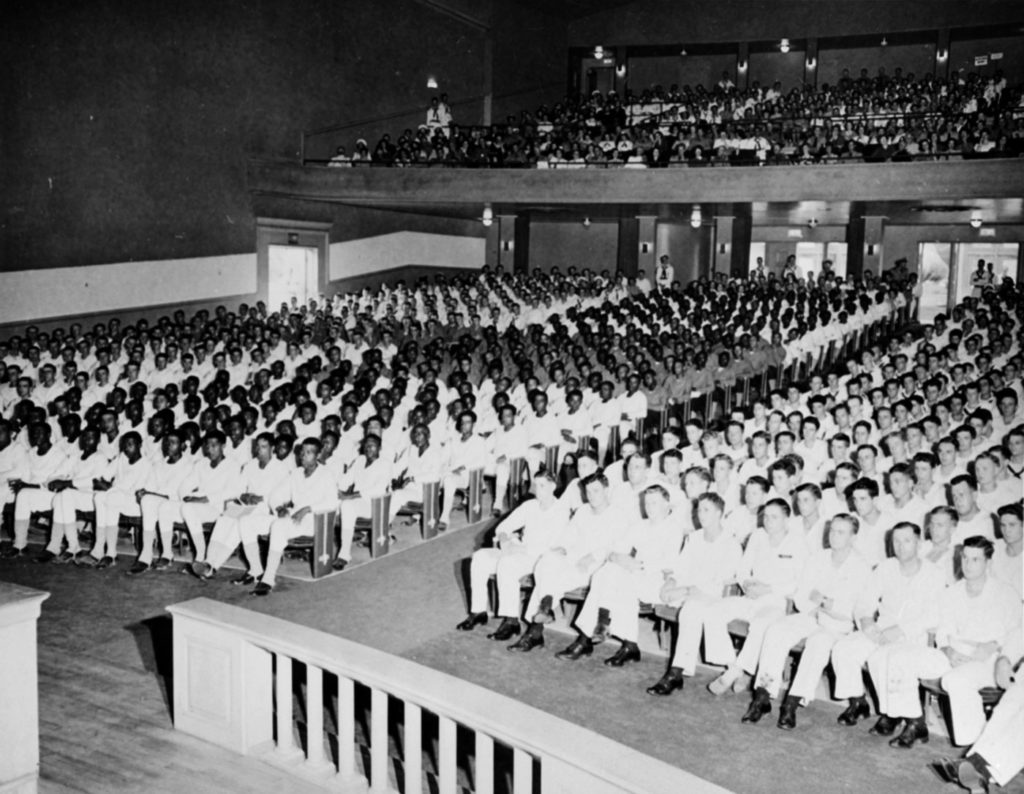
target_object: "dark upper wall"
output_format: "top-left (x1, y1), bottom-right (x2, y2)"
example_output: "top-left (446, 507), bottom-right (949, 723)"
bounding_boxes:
top-left (2, 0), bottom-right (548, 272)
top-left (491, 2), bottom-right (569, 121)
top-left (568, 1), bottom-right (1024, 46)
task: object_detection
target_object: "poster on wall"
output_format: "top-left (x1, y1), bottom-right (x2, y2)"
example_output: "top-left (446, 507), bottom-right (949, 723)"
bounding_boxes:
top-left (975, 55), bottom-right (989, 66)
top-left (991, 52), bottom-right (1003, 60)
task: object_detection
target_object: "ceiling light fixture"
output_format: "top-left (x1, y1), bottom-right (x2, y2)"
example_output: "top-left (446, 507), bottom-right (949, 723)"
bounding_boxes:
top-left (969, 215), bottom-right (983, 230)
top-left (780, 38), bottom-right (790, 54)
top-left (881, 37), bottom-right (888, 47)
top-left (594, 45), bottom-right (604, 59)
top-left (690, 206), bottom-right (702, 228)
top-left (482, 206), bottom-right (493, 227)
top-left (583, 217), bottom-right (592, 228)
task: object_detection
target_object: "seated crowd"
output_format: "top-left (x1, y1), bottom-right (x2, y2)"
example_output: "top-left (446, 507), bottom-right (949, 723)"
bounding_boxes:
top-left (0, 256), bottom-right (1021, 788)
top-left (327, 67), bottom-right (1024, 168)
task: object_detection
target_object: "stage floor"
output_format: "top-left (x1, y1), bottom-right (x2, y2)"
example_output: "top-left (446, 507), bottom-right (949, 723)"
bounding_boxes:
top-left (2, 520), bottom-right (1020, 794)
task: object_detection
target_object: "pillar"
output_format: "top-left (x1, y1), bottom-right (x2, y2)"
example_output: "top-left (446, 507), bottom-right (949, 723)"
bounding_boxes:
top-left (736, 42), bottom-right (750, 90)
top-left (713, 216), bottom-right (734, 278)
top-left (497, 213), bottom-right (517, 273)
top-left (847, 214), bottom-right (885, 279)
top-left (634, 216), bottom-right (657, 279)
top-left (513, 212), bottom-right (530, 275)
top-left (804, 38), bottom-right (818, 89)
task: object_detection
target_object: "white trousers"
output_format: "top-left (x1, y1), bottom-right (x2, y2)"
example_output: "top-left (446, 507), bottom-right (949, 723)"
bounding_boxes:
top-left (830, 632), bottom-right (899, 700)
top-left (574, 563), bottom-right (663, 644)
top-left (467, 547), bottom-right (538, 617)
top-left (138, 494), bottom-right (183, 565)
top-left (236, 513), bottom-right (275, 576)
top-left (869, 643), bottom-right (995, 745)
top-left (262, 513), bottom-right (316, 586)
top-left (755, 613), bottom-right (846, 701)
top-left (12, 487), bottom-right (54, 547)
top-left (46, 489), bottom-right (95, 554)
top-left (523, 552), bottom-right (597, 620)
top-left (971, 676), bottom-right (1024, 786)
top-left (179, 501), bottom-right (221, 561)
top-left (91, 489), bottom-right (141, 558)
top-left (701, 595), bottom-right (789, 670)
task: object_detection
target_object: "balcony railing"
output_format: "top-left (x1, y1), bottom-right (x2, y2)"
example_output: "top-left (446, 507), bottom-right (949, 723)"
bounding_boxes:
top-left (169, 597), bottom-right (727, 793)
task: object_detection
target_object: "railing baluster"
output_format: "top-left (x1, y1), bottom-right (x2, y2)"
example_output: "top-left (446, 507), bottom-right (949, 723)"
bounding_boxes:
top-left (404, 702), bottom-right (422, 794)
top-left (276, 653), bottom-right (294, 754)
top-left (371, 687), bottom-right (389, 791)
top-left (512, 747), bottom-right (532, 794)
top-left (306, 664), bottom-right (325, 767)
top-left (438, 715), bottom-right (457, 794)
top-left (476, 732), bottom-right (494, 794)
top-left (338, 674), bottom-right (357, 781)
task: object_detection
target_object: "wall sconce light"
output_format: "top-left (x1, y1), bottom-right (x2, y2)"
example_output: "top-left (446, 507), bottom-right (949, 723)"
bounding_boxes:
top-left (808, 218), bottom-right (819, 229)
top-left (718, 243), bottom-right (729, 255)
top-left (690, 206), bottom-right (702, 228)
top-left (779, 38), bottom-right (790, 54)
top-left (680, 47), bottom-right (687, 57)
top-left (583, 217), bottom-right (592, 228)
top-left (426, 76), bottom-right (438, 89)
top-left (616, 64), bottom-right (627, 78)
top-left (641, 242), bottom-right (652, 254)
top-left (502, 240), bottom-right (513, 252)
top-left (481, 206), bottom-right (493, 227)
top-left (866, 244), bottom-right (876, 256)
top-left (594, 45), bottom-right (604, 59)
top-left (806, 57), bottom-right (816, 69)
top-left (287, 232), bottom-right (300, 245)
top-left (881, 37), bottom-right (888, 47)
top-left (937, 49), bottom-right (948, 62)
top-left (969, 215), bottom-right (983, 229)
top-left (737, 61), bottom-right (748, 71)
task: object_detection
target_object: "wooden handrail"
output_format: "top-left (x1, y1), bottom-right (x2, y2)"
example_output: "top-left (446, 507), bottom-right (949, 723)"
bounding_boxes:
top-left (168, 596), bottom-right (729, 793)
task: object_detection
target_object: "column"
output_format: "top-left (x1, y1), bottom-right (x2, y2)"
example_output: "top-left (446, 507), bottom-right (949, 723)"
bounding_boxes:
top-left (0, 583), bottom-right (50, 794)
top-left (847, 214), bottom-right (885, 279)
top-left (497, 214), bottom-right (517, 274)
top-left (936, 29), bottom-right (950, 80)
top-left (804, 39), bottom-right (818, 89)
top-left (736, 42), bottom-right (750, 91)
top-left (616, 216), bottom-right (638, 278)
top-left (513, 212), bottom-right (530, 275)
top-left (635, 215), bottom-right (657, 279)
top-left (713, 216), bottom-right (734, 278)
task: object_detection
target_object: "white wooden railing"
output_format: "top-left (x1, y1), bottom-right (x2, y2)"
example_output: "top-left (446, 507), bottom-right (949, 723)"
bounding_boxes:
top-left (168, 597), bottom-right (731, 794)
top-left (0, 582), bottom-right (50, 794)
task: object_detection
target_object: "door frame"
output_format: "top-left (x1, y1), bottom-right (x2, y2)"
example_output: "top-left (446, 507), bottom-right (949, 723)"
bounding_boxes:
top-left (256, 218), bottom-right (332, 307)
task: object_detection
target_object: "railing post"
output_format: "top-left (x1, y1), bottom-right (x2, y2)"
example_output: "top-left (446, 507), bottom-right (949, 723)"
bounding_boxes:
top-left (404, 702), bottom-right (422, 794)
top-left (370, 687), bottom-right (389, 792)
top-left (0, 583), bottom-right (49, 794)
top-left (337, 674), bottom-right (358, 783)
top-left (475, 732), bottom-right (494, 794)
top-left (513, 747), bottom-right (532, 794)
top-left (438, 715), bottom-right (457, 794)
top-left (275, 653), bottom-right (299, 759)
top-left (306, 664), bottom-right (327, 769)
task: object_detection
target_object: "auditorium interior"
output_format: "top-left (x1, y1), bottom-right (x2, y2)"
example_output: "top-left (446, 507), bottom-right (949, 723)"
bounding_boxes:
top-left (2, 1), bottom-right (1024, 793)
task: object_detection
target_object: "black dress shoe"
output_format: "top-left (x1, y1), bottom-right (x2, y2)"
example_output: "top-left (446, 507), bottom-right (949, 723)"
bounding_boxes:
top-left (456, 612), bottom-right (488, 631)
top-left (507, 625), bottom-right (544, 653)
top-left (251, 581), bottom-right (274, 597)
top-left (35, 550), bottom-right (57, 564)
top-left (190, 561), bottom-right (214, 580)
top-left (889, 717), bottom-right (928, 749)
top-left (151, 557), bottom-right (172, 571)
top-left (555, 636), bottom-right (594, 660)
top-left (487, 618), bottom-right (521, 641)
top-left (742, 687), bottom-right (773, 724)
top-left (126, 561), bottom-right (150, 576)
top-left (869, 715), bottom-right (901, 737)
top-left (231, 573), bottom-right (256, 586)
top-left (646, 667), bottom-right (684, 696)
top-left (0, 545), bottom-right (25, 559)
top-left (532, 595), bottom-right (555, 625)
top-left (604, 642), bottom-right (641, 667)
top-left (837, 696), bottom-right (871, 726)
top-left (55, 551), bottom-right (75, 564)
top-left (332, 558), bottom-right (348, 571)
top-left (96, 555), bottom-right (116, 569)
top-left (777, 695), bottom-right (799, 730)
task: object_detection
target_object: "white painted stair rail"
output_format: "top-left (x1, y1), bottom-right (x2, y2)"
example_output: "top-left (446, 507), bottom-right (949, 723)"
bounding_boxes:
top-left (168, 597), bottom-right (731, 794)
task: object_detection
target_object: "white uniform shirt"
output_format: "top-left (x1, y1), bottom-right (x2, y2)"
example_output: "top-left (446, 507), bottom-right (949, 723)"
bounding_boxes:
top-left (103, 454), bottom-right (154, 496)
top-left (497, 497), bottom-right (571, 557)
top-left (339, 456), bottom-right (393, 498)
top-left (16, 445), bottom-right (69, 485)
top-left (270, 465), bottom-right (338, 513)
top-left (793, 549), bottom-right (873, 633)
top-left (665, 529), bottom-right (742, 600)
top-left (857, 558), bottom-right (946, 646)
top-left (936, 577), bottom-right (1022, 657)
top-left (180, 457), bottom-right (241, 506)
top-left (990, 545), bottom-right (1023, 598)
top-left (739, 528), bottom-right (808, 597)
top-left (145, 456), bottom-right (194, 498)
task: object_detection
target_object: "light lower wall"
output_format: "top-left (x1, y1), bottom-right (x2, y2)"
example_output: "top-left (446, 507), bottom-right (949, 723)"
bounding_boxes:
top-left (0, 252), bottom-right (258, 326)
top-left (328, 231), bottom-right (485, 281)
top-left (883, 224), bottom-right (1024, 274)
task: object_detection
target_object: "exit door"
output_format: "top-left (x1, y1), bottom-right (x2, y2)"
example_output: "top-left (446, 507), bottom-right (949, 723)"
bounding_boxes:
top-left (268, 245), bottom-right (319, 314)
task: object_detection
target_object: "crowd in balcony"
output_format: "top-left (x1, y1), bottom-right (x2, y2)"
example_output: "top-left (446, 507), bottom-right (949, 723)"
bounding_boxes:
top-left (326, 68), bottom-right (1024, 168)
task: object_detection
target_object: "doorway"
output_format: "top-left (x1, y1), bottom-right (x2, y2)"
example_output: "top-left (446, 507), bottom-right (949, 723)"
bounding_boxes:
top-left (917, 241), bottom-right (1020, 324)
top-left (268, 245), bottom-right (319, 314)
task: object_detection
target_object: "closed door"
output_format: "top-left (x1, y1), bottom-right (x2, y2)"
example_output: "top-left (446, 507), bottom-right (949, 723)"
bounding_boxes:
top-left (268, 245), bottom-right (318, 314)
